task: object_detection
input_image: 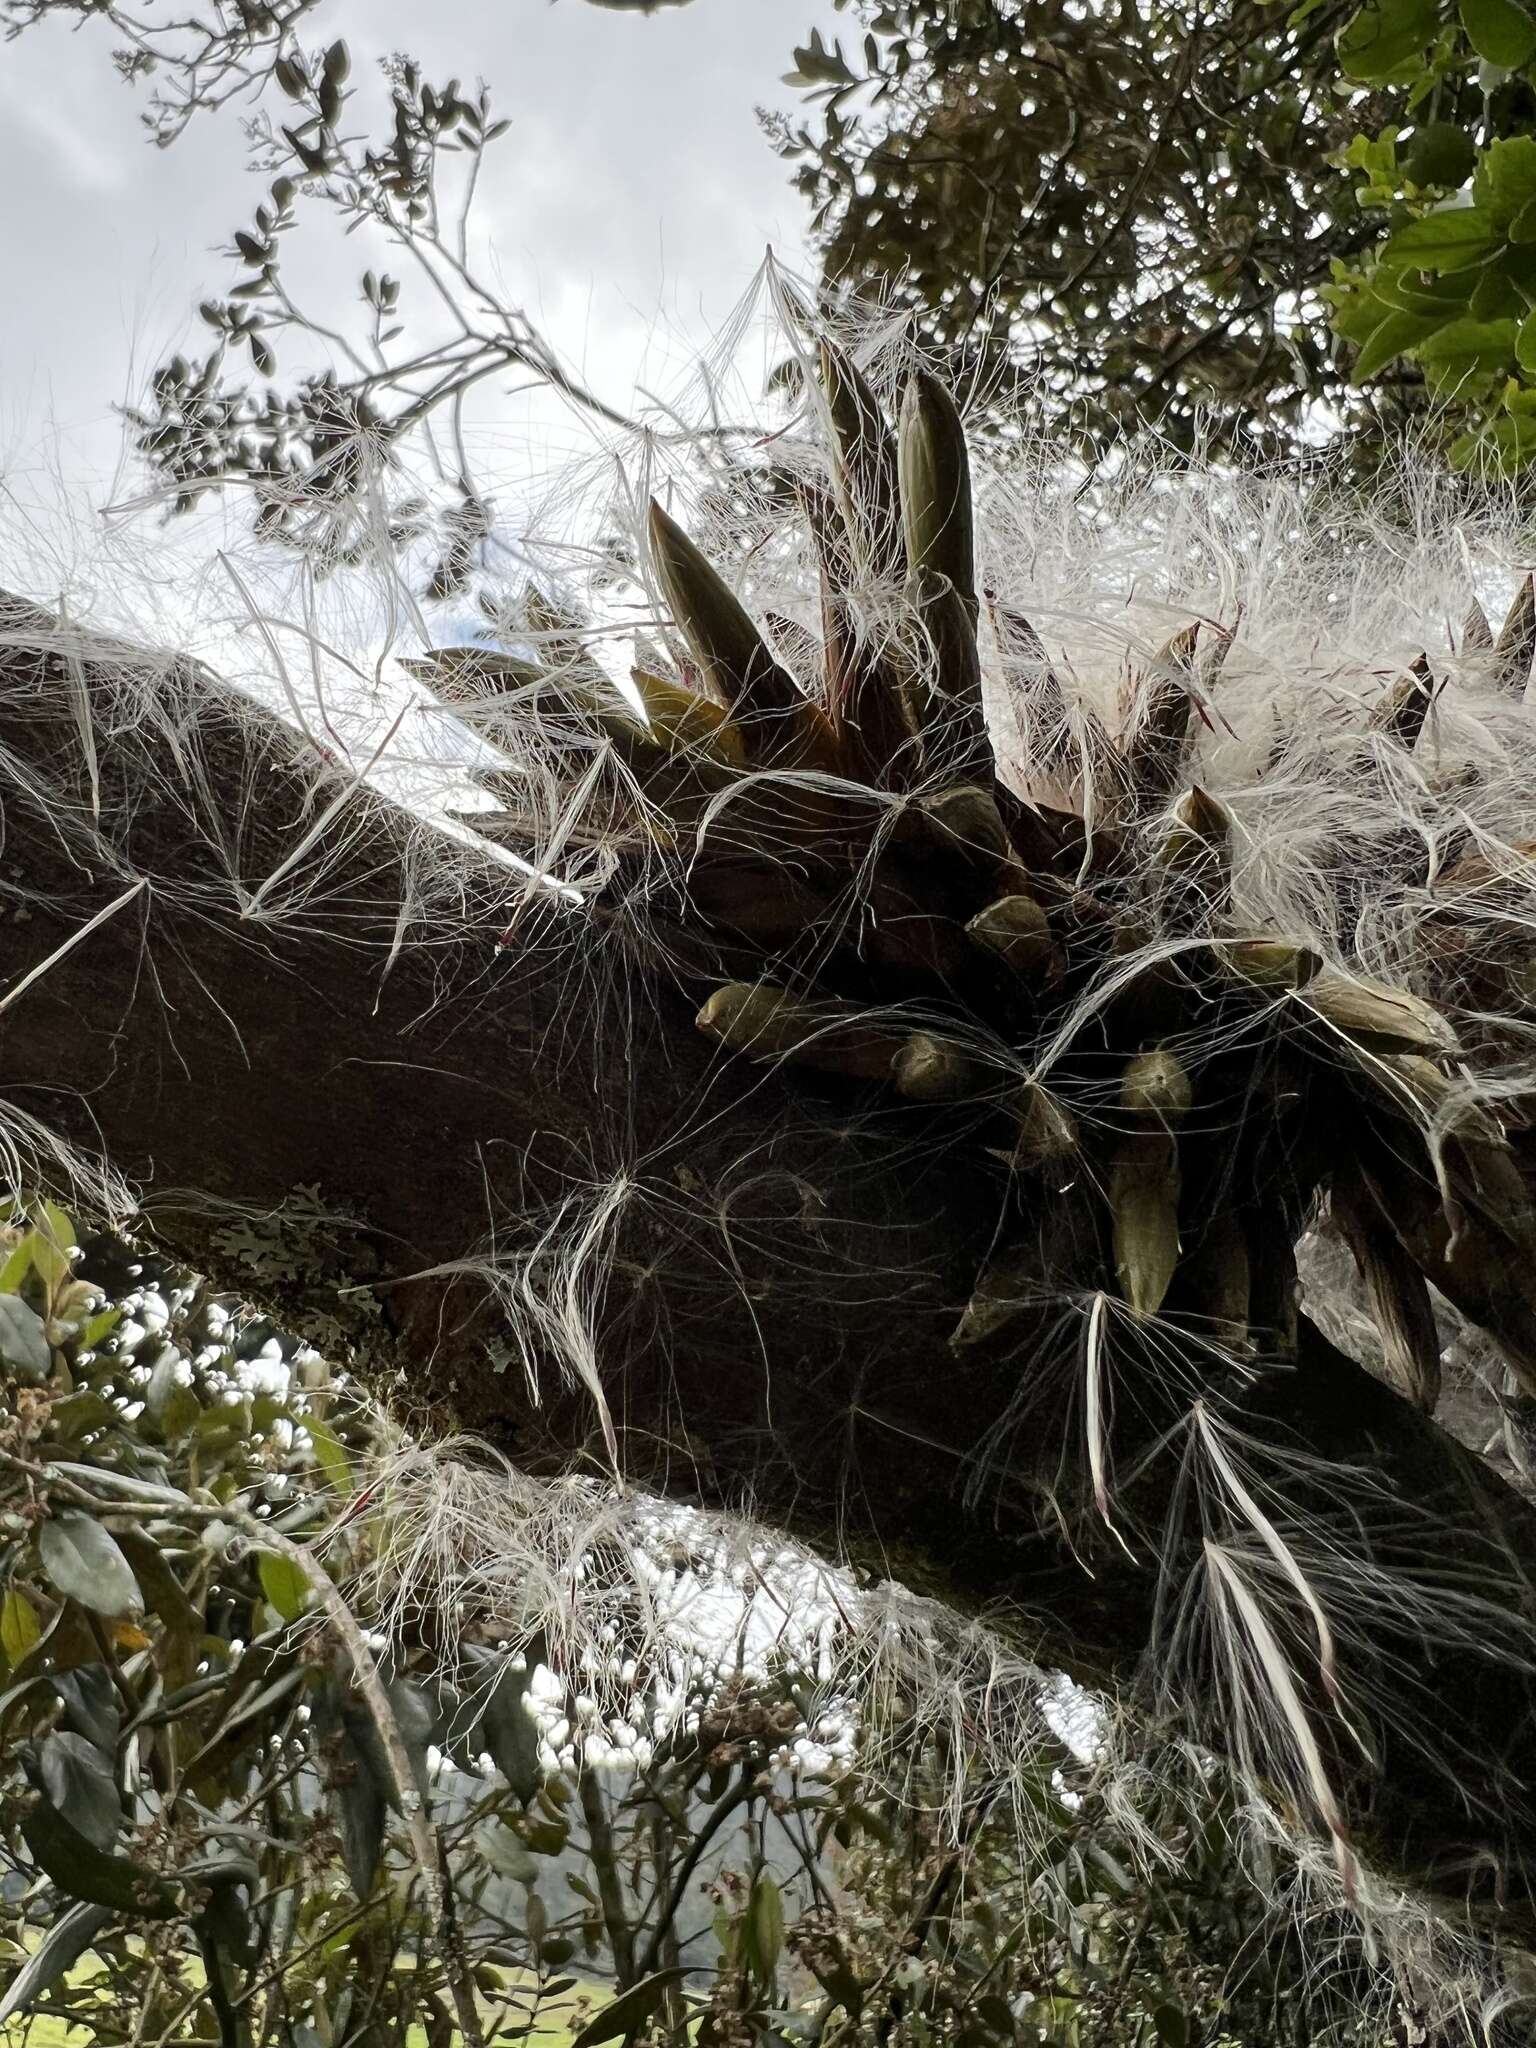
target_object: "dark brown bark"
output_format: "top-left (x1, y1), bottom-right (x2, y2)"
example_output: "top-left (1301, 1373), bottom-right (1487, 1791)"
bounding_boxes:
top-left (3, 598), bottom-right (1536, 1923)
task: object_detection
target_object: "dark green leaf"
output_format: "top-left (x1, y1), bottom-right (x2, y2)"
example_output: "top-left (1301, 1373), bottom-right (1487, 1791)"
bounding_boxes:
top-left (0, 1901), bottom-right (112, 2023)
top-left (1461, 0), bottom-right (1536, 65)
top-left (19, 1784), bottom-right (177, 1916)
top-left (38, 1514), bottom-right (144, 1621)
top-left (0, 1295), bottom-right (50, 1380)
top-left (1418, 314), bottom-right (1519, 387)
top-left (1337, 0), bottom-right (1439, 81)
top-left (1353, 307), bottom-right (1448, 377)
top-left (1475, 136), bottom-right (1536, 230)
top-left (52, 1665), bottom-right (121, 1752)
top-left (475, 1655), bottom-right (543, 1803)
top-left (744, 1873), bottom-right (785, 1981)
top-left (39, 1731), bottom-right (121, 1851)
top-left (1152, 2004), bottom-right (1190, 2048)
top-left (1405, 121), bottom-right (1478, 188)
top-left (569, 1969), bottom-right (689, 2048)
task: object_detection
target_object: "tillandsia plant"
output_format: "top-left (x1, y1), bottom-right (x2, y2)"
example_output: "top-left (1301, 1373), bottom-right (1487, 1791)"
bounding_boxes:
top-left (18, 277), bottom-right (1536, 2039)
top-left (398, 314), bottom-right (1536, 2011)
top-left (0, 1201), bottom-right (1336, 2048)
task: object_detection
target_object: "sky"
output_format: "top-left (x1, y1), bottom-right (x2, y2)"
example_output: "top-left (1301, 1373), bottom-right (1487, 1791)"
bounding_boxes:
top-left (0, 0), bottom-right (843, 508)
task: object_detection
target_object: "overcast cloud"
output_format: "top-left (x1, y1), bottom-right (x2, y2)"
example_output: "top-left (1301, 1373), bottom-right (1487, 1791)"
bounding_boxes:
top-left (0, 0), bottom-right (842, 500)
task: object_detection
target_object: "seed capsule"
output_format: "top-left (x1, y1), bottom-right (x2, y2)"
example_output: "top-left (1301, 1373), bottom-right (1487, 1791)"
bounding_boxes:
top-left (1218, 939), bottom-right (1322, 991)
top-left (890, 1032), bottom-right (990, 1102)
top-left (967, 894), bottom-right (1057, 979)
top-left (695, 983), bottom-right (901, 1081)
top-left (897, 372), bottom-right (975, 613)
top-left (648, 501), bottom-right (835, 769)
top-left (1297, 972), bottom-right (1457, 1058)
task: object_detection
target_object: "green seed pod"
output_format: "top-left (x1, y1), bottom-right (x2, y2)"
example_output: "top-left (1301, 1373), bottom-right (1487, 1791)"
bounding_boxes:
top-left (695, 982), bottom-right (901, 1081)
top-left (1111, 1138), bottom-right (1182, 1317)
top-left (819, 339), bottom-right (903, 584)
top-left (630, 668), bottom-right (746, 768)
top-left (897, 372), bottom-right (975, 614)
top-left (1161, 785), bottom-right (1231, 870)
top-left (966, 894), bottom-right (1057, 979)
top-left (1119, 1046), bottom-right (1193, 1123)
top-left (1297, 972), bottom-right (1457, 1058)
top-left (890, 1032), bottom-right (991, 1102)
top-left (950, 1239), bottom-right (1037, 1351)
top-left (1159, 784), bottom-right (1232, 918)
top-left (648, 501), bottom-right (834, 768)
top-left (1174, 1209), bottom-right (1250, 1350)
top-left (1333, 1167), bottom-right (1442, 1414)
top-left (1007, 1082), bottom-right (1079, 1170)
top-left (1123, 622), bottom-right (1198, 803)
top-left (1218, 938), bottom-right (1322, 990)
top-left (906, 567), bottom-right (990, 785)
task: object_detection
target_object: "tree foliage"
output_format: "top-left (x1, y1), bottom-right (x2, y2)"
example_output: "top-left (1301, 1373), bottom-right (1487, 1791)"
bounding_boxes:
top-left (773, 0), bottom-right (1536, 469)
top-left (0, 1203), bottom-right (1369, 2047)
top-left (768, 0), bottom-right (1388, 460)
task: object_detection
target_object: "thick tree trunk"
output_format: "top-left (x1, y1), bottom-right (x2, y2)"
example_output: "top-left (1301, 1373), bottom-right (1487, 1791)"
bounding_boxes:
top-left (3, 599), bottom-right (1536, 1923)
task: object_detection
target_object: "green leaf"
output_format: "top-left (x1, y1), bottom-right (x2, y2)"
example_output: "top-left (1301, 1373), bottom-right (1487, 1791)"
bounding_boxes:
top-left (113, 1527), bottom-right (197, 1631)
top-left (27, 1203), bottom-right (75, 1296)
top-left (475, 1655), bottom-right (543, 1803)
top-left (744, 1872), bottom-right (785, 1981)
top-left (1475, 136), bottom-right (1536, 230)
top-left (1418, 314), bottom-right (1519, 387)
top-left (334, 1740), bottom-right (387, 1899)
top-left (1518, 312), bottom-right (1536, 370)
top-left (51, 1665), bottom-right (121, 1752)
top-left (256, 1548), bottom-right (312, 1623)
top-left (0, 1295), bottom-right (50, 1380)
top-left (19, 1789), bottom-right (176, 1917)
top-left (38, 1514), bottom-right (144, 1621)
top-left (0, 1901), bottom-right (112, 2023)
top-left (1404, 120), bottom-right (1477, 188)
top-left (39, 1731), bottom-right (121, 1852)
top-left (1353, 307), bottom-right (1447, 377)
top-left (77, 1306), bottom-right (123, 1352)
top-left (1337, 0), bottom-right (1439, 80)
top-left (568, 1969), bottom-right (689, 2048)
top-left (0, 1235), bottom-right (32, 1295)
top-left (1461, 0), bottom-right (1536, 65)
top-left (0, 1589), bottom-right (41, 1665)
top-left (303, 1415), bottom-right (353, 1492)
top-left (1379, 206), bottom-right (1496, 270)
top-left (1152, 2005), bottom-right (1189, 2048)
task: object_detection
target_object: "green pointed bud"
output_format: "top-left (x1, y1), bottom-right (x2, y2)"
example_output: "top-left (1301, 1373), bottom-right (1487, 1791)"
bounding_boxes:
top-left (1111, 1140), bottom-right (1182, 1317)
top-left (1219, 939), bottom-right (1322, 990)
top-left (1119, 1046), bottom-right (1193, 1123)
top-left (1124, 622), bottom-right (1198, 802)
top-left (648, 501), bottom-right (831, 767)
top-left (897, 371), bottom-right (975, 611)
top-left (1368, 654), bottom-right (1434, 750)
top-left (819, 340), bottom-right (903, 583)
top-left (1009, 1082), bottom-right (1079, 1169)
top-left (696, 983), bottom-right (901, 1081)
top-left (967, 894), bottom-right (1056, 978)
top-left (1297, 972), bottom-right (1457, 1058)
top-left (890, 1032), bottom-right (990, 1101)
